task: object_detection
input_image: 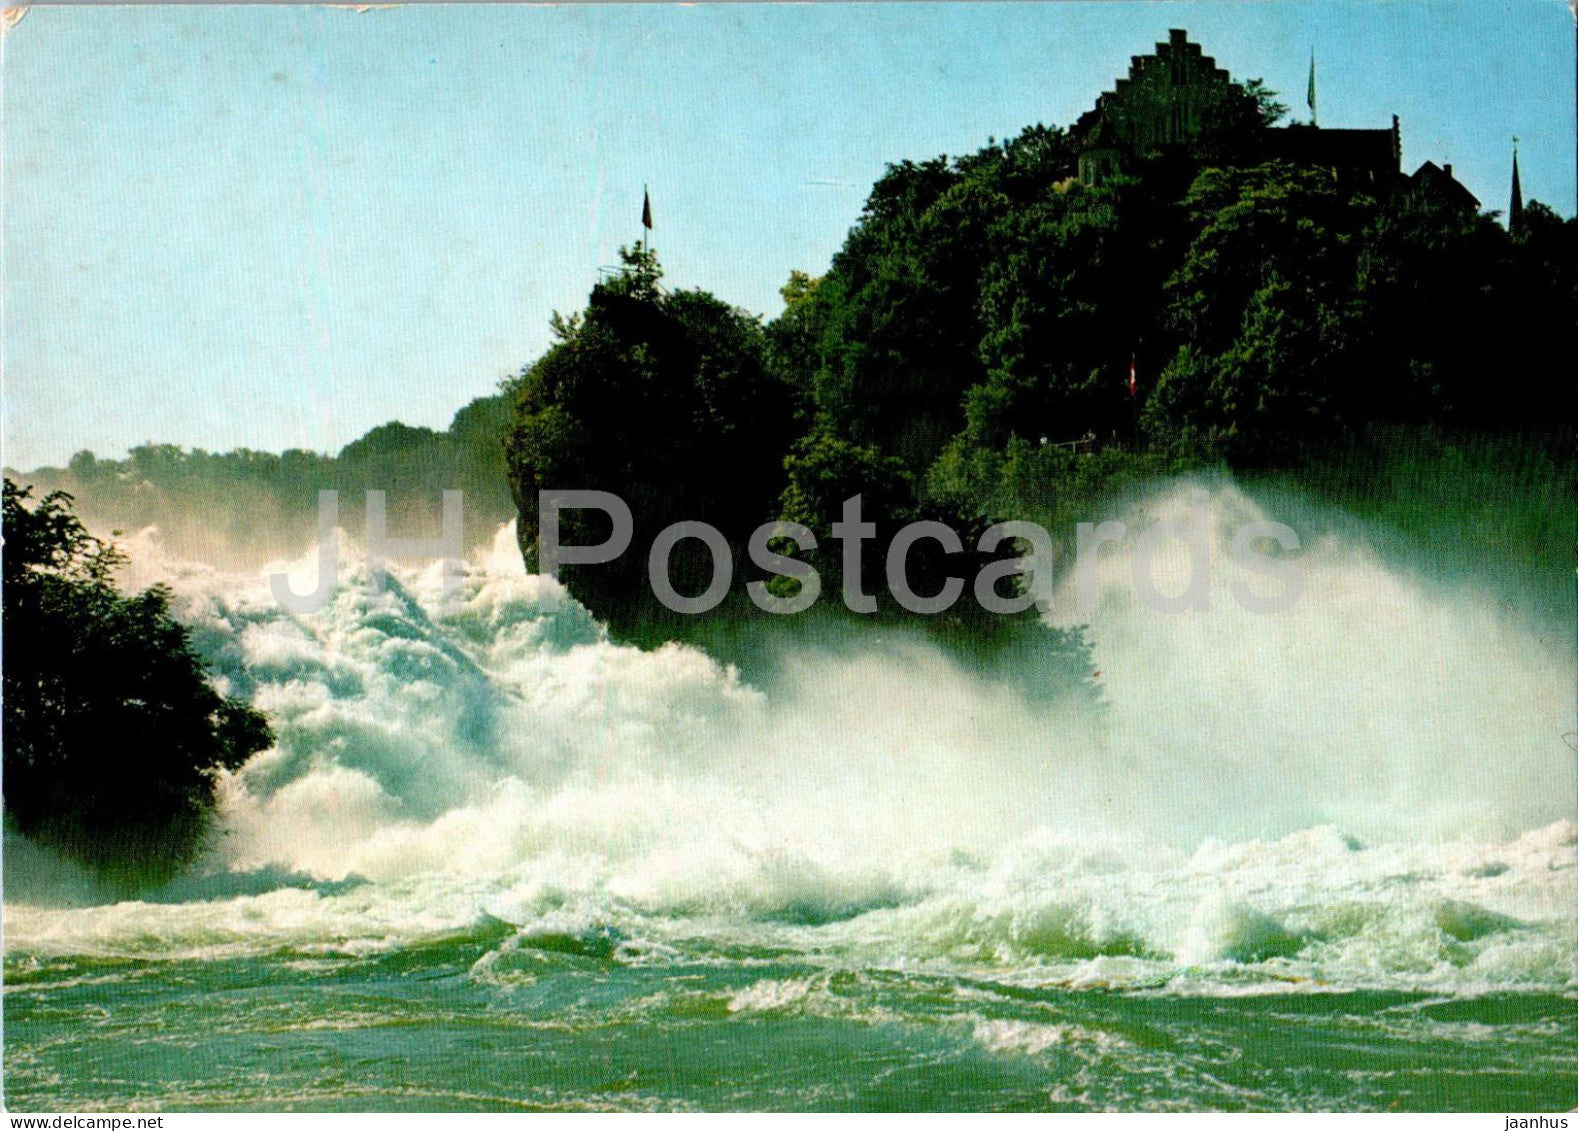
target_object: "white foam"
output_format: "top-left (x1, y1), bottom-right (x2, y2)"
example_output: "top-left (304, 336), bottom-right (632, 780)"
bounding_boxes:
top-left (5, 487), bottom-right (1573, 996)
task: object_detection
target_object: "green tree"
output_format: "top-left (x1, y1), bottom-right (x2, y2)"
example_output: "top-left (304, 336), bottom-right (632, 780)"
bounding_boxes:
top-left (972, 178), bottom-right (1176, 451)
top-left (505, 248), bottom-right (792, 638)
top-left (1238, 79), bottom-right (1288, 129)
top-left (765, 270), bottom-right (827, 429)
top-left (774, 431), bottom-right (918, 606)
top-left (800, 156), bottom-right (1007, 470)
top-left (2, 480), bottom-right (273, 886)
top-left (1144, 163), bottom-right (1372, 447)
top-left (1353, 193), bottom-right (1575, 429)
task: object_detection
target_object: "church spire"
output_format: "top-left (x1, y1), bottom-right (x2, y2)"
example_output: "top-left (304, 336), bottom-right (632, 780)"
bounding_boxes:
top-left (1509, 137), bottom-right (1524, 233)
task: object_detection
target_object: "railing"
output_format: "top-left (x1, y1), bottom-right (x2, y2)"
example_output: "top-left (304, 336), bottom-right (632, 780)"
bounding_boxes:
top-left (1039, 434), bottom-right (1099, 455)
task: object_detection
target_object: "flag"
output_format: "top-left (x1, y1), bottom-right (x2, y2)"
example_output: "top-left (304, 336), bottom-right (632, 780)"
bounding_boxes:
top-left (1128, 353), bottom-right (1137, 398)
top-left (641, 187), bottom-right (653, 231)
top-left (1307, 51), bottom-right (1317, 125)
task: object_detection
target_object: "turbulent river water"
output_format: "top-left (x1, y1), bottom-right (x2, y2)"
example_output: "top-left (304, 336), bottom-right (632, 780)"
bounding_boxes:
top-left (4, 481), bottom-right (1574, 1111)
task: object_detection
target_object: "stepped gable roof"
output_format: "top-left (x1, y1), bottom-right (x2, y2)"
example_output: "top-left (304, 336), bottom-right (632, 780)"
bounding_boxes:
top-left (1071, 29), bottom-right (1251, 156)
top-left (1074, 31), bottom-right (1233, 129)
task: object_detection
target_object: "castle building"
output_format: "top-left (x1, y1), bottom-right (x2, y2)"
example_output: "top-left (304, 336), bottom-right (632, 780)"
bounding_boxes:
top-left (1073, 29), bottom-right (1476, 211)
top-left (1073, 29), bottom-right (1257, 182)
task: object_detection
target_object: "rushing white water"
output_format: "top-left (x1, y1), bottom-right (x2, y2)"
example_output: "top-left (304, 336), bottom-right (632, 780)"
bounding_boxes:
top-left (5, 480), bottom-right (1574, 996)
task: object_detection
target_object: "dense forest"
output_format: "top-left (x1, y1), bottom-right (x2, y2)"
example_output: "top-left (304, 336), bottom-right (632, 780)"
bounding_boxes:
top-left (505, 97), bottom-right (1577, 641)
top-left (8, 395), bottom-right (515, 566)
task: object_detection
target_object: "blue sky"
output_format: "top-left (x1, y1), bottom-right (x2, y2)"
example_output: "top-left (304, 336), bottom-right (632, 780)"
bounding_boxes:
top-left (4, 1), bottom-right (1572, 469)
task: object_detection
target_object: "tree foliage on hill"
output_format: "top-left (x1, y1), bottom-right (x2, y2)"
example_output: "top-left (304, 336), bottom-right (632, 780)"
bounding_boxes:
top-left (780, 123), bottom-right (1572, 526)
top-left (3, 480), bottom-right (274, 885)
top-left (505, 247), bottom-right (793, 639)
top-left (1144, 163), bottom-right (1372, 446)
top-left (504, 94), bottom-right (1575, 640)
top-left (10, 394), bottom-right (515, 565)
